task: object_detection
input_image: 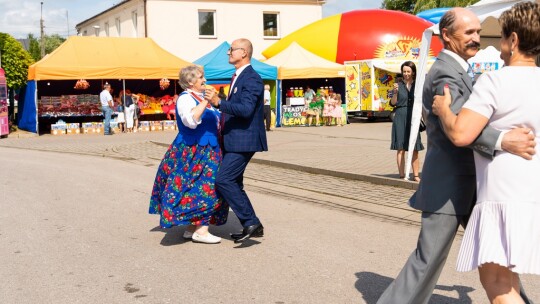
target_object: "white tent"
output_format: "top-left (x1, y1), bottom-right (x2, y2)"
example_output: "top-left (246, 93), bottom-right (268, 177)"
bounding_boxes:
top-left (264, 42), bottom-right (345, 79)
top-left (405, 0), bottom-right (536, 178)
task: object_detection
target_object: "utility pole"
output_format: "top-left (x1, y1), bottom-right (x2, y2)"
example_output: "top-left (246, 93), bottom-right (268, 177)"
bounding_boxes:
top-left (40, 2), bottom-right (45, 58)
top-left (66, 10), bottom-right (69, 37)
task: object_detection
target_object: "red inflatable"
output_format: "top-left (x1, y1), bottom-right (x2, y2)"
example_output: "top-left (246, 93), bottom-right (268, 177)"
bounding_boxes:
top-left (263, 10), bottom-right (443, 63)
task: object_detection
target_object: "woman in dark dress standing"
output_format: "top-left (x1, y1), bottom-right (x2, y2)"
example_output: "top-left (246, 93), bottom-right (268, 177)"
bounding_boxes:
top-left (390, 61), bottom-right (424, 181)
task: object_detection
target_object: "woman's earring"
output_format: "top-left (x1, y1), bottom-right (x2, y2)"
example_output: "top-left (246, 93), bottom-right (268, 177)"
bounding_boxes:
top-left (511, 50), bottom-right (514, 57)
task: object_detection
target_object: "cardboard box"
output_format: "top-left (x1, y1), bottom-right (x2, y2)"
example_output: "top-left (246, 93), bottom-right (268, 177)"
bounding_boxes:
top-left (93, 122), bottom-right (104, 134)
top-left (66, 123), bottom-right (80, 135)
top-left (139, 121), bottom-right (150, 132)
top-left (51, 123), bottom-right (66, 135)
top-left (162, 120), bottom-right (176, 131)
top-left (81, 122), bottom-right (94, 134)
top-left (150, 121), bottom-right (162, 131)
top-left (110, 121), bottom-right (120, 133)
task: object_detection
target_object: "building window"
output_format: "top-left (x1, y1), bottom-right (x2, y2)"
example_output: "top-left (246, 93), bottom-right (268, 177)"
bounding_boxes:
top-left (198, 10), bottom-right (216, 37)
top-left (83, 30), bottom-right (87, 36)
top-left (105, 22), bottom-right (110, 37)
top-left (94, 27), bottom-right (100, 36)
top-left (132, 11), bottom-right (138, 37)
top-left (115, 18), bottom-right (121, 36)
top-left (263, 12), bottom-right (279, 38)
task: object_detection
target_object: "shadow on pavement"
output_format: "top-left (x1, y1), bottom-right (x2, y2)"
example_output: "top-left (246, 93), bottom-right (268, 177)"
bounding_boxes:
top-left (354, 271), bottom-right (475, 304)
top-left (149, 211), bottom-right (244, 246)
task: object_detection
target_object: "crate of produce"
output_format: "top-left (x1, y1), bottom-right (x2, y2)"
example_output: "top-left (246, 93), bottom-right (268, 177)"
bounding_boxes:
top-left (150, 121), bottom-right (162, 131)
top-left (66, 123), bottom-right (80, 135)
top-left (50, 123), bottom-right (66, 135)
top-left (162, 120), bottom-right (176, 131)
top-left (139, 121), bottom-right (150, 132)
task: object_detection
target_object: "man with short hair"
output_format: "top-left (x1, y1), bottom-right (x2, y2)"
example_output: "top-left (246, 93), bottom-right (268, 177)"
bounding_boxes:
top-left (377, 8), bottom-right (535, 304)
top-left (100, 83), bottom-right (114, 135)
top-left (205, 38), bottom-right (268, 243)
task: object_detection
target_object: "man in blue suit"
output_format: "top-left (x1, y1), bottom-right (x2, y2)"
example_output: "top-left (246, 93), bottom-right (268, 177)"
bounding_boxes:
top-left (206, 38), bottom-right (268, 243)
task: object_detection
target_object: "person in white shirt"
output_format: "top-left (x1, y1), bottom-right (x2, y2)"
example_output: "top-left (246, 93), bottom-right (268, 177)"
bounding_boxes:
top-left (99, 83), bottom-right (114, 135)
top-left (263, 84), bottom-right (272, 131)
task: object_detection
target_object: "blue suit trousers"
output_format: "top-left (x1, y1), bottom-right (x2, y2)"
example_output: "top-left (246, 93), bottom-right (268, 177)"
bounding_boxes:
top-left (215, 151), bottom-right (260, 227)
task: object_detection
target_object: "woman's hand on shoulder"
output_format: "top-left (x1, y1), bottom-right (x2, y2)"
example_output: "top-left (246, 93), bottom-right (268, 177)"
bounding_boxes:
top-left (432, 84), bottom-right (451, 116)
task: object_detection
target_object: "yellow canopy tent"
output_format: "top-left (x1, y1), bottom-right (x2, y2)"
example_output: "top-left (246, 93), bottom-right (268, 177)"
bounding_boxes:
top-left (19, 36), bottom-right (192, 134)
top-left (28, 36), bottom-right (191, 80)
top-left (264, 42), bottom-right (345, 79)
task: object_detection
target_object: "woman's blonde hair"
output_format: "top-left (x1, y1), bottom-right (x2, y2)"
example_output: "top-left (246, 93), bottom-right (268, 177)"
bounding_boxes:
top-left (178, 65), bottom-right (204, 89)
top-left (499, 2), bottom-right (540, 56)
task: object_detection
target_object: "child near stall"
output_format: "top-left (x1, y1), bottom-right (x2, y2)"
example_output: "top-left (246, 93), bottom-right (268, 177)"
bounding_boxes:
top-left (166, 96), bottom-right (176, 121)
top-left (332, 93), bottom-right (344, 127)
top-left (305, 93), bottom-right (324, 127)
top-left (323, 93), bottom-right (336, 126)
top-left (132, 94), bottom-right (141, 132)
top-left (115, 97), bottom-right (126, 132)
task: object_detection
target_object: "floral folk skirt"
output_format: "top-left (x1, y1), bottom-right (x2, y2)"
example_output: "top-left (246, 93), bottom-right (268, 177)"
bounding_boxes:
top-left (149, 141), bottom-right (228, 228)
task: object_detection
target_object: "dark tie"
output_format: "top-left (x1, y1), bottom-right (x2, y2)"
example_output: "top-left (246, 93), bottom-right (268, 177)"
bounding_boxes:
top-left (227, 73), bottom-right (237, 100)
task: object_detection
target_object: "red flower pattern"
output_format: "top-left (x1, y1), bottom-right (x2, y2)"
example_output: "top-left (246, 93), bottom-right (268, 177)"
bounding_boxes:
top-left (149, 137), bottom-right (227, 228)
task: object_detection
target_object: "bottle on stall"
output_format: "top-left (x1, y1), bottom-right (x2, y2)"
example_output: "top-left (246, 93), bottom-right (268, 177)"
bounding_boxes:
top-left (299, 87), bottom-right (304, 97)
top-left (329, 86), bottom-right (334, 94)
top-left (287, 87), bottom-right (294, 97)
top-left (294, 87), bottom-right (299, 97)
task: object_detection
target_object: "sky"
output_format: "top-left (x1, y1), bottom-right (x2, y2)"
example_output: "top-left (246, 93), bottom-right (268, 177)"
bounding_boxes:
top-left (0, 0), bottom-right (383, 39)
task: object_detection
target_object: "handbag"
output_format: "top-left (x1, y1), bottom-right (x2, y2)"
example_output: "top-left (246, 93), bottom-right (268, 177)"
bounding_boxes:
top-left (389, 107), bottom-right (396, 121)
top-left (419, 119), bottom-right (426, 132)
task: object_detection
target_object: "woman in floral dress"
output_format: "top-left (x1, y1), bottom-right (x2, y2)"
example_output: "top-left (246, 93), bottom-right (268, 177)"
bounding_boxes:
top-left (149, 65), bottom-right (228, 244)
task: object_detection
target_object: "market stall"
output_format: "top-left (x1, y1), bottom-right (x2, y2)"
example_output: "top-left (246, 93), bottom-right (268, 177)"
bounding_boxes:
top-left (19, 36), bottom-right (192, 134)
top-left (344, 59), bottom-right (435, 120)
top-left (263, 42), bottom-right (345, 127)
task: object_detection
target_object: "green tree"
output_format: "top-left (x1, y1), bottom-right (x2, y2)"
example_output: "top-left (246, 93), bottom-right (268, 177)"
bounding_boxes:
top-left (413, 0), bottom-right (479, 14)
top-left (381, 0), bottom-right (417, 13)
top-left (0, 33), bottom-right (34, 90)
top-left (381, 0), bottom-right (480, 14)
top-left (44, 34), bottom-right (66, 55)
top-left (27, 33), bottom-right (41, 62)
top-left (0, 33), bottom-right (34, 122)
top-left (26, 33), bottom-right (66, 62)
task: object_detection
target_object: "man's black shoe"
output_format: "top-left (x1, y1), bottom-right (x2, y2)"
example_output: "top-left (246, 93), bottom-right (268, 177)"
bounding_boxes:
top-left (232, 223), bottom-right (264, 243)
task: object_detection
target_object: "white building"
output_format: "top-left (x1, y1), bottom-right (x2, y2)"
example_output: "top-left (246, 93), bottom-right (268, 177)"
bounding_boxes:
top-left (76, 0), bottom-right (325, 61)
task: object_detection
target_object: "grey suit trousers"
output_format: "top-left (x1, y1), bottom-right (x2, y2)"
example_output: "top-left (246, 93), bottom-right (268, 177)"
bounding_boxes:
top-left (377, 212), bottom-right (467, 304)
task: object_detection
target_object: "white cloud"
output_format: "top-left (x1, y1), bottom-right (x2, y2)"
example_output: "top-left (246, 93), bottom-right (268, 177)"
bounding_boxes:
top-left (1, 0), bottom-right (384, 39)
top-left (0, 0), bottom-right (115, 39)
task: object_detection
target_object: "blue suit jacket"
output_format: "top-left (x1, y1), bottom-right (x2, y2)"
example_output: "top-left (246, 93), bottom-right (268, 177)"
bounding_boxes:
top-left (220, 65), bottom-right (268, 153)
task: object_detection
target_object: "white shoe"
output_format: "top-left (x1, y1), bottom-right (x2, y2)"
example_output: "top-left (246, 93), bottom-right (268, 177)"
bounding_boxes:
top-left (182, 231), bottom-right (193, 239)
top-left (192, 232), bottom-right (221, 244)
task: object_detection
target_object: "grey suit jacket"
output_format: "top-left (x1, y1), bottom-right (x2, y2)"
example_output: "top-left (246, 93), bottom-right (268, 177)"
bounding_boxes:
top-left (409, 51), bottom-right (501, 215)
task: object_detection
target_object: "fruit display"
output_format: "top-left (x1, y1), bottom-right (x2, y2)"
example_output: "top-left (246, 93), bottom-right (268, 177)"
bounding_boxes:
top-left (38, 94), bottom-right (102, 117)
top-left (74, 79), bottom-right (90, 90)
top-left (159, 78), bottom-right (170, 90)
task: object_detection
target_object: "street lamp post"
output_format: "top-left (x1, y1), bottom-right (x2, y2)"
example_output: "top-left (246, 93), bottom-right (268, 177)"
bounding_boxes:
top-left (40, 2), bottom-right (45, 58)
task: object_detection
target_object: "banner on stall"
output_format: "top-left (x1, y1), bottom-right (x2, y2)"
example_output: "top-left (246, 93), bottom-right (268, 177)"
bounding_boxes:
top-left (282, 105), bottom-right (308, 126)
top-left (281, 105), bottom-right (346, 127)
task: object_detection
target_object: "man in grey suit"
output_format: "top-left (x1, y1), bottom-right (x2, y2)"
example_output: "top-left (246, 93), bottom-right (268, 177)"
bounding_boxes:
top-left (377, 8), bottom-right (535, 304)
